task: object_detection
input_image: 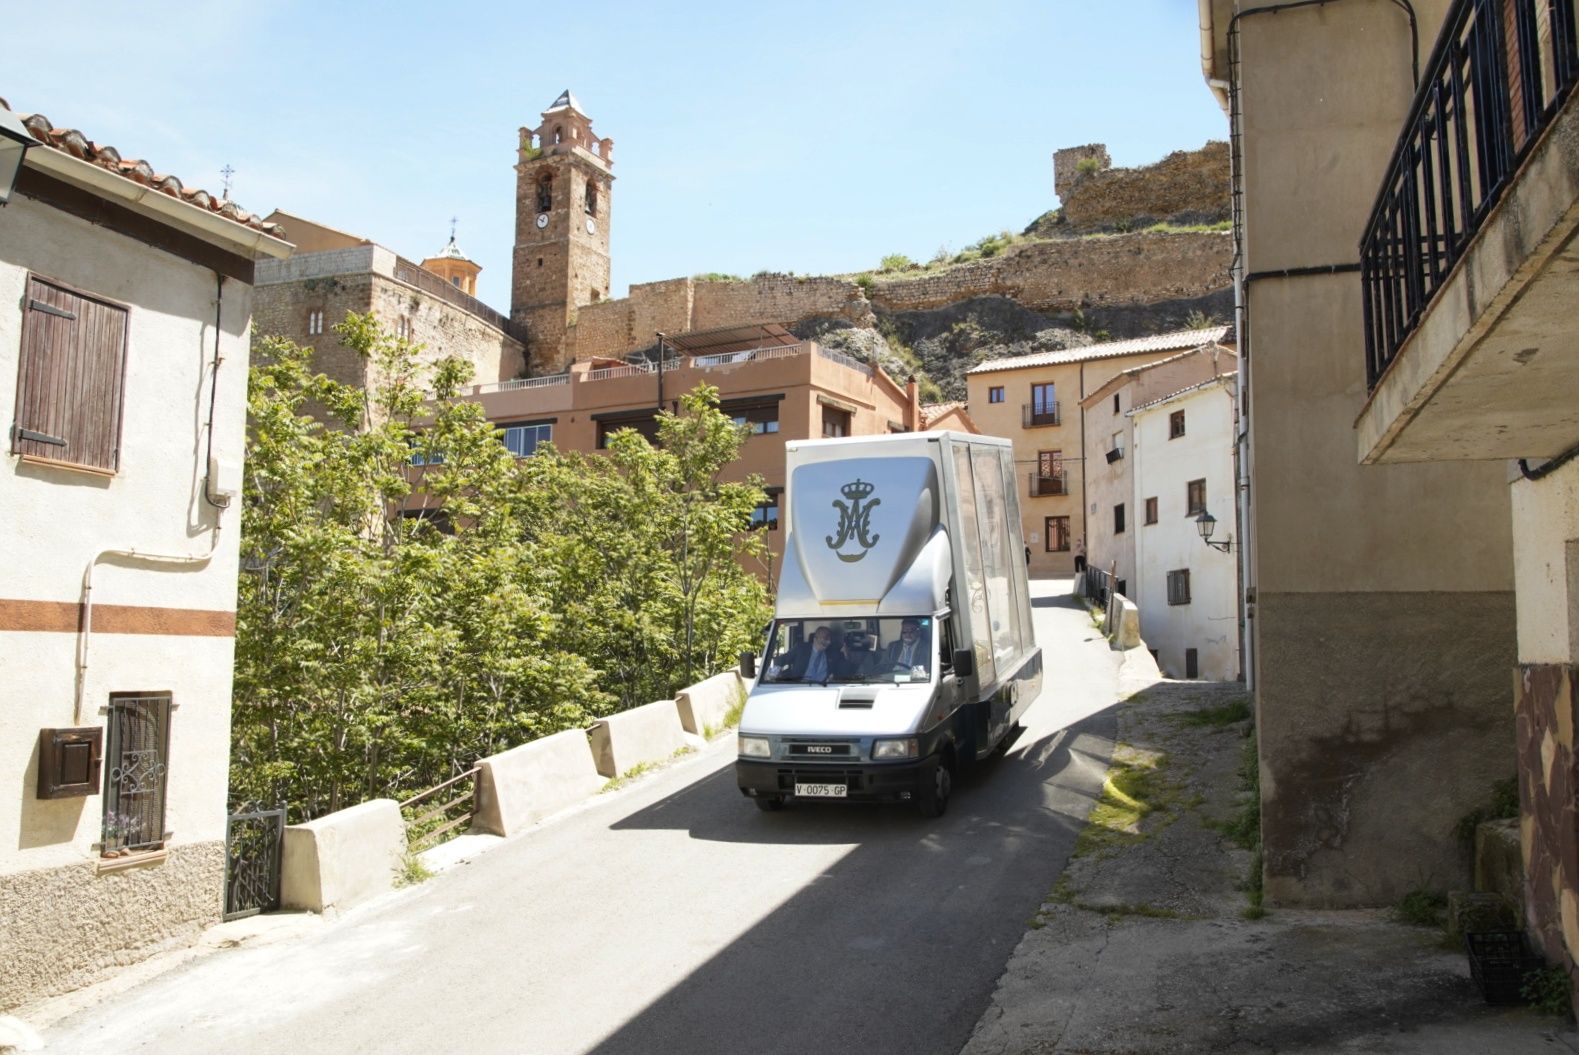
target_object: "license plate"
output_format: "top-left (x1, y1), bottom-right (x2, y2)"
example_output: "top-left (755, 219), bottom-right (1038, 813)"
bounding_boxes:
top-left (795, 782), bottom-right (847, 798)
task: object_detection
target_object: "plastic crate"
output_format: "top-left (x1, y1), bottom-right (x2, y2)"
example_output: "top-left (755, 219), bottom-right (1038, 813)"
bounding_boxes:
top-left (1465, 930), bottom-right (1543, 1005)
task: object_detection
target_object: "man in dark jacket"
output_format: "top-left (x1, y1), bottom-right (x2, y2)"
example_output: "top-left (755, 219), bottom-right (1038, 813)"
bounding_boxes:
top-left (882, 619), bottom-right (931, 672)
top-left (774, 625), bottom-right (846, 682)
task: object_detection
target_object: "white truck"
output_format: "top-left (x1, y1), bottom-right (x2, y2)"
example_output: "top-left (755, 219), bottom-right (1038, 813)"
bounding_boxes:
top-left (736, 431), bottom-right (1042, 817)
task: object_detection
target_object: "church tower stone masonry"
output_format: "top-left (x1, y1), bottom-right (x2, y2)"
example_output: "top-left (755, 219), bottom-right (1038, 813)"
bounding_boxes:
top-left (510, 90), bottom-right (614, 374)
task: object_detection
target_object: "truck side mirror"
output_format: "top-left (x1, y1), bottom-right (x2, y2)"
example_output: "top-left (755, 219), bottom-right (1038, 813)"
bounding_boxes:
top-left (740, 651), bottom-right (758, 679)
top-left (953, 649), bottom-right (974, 677)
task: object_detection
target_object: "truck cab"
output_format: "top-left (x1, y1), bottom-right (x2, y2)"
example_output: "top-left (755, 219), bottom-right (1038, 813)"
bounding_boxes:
top-left (736, 432), bottom-right (1041, 817)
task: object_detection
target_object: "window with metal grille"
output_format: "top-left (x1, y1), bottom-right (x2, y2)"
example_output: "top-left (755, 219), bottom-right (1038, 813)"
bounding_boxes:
top-left (102, 693), bottom-right (172, 854)
top-left (1187, 478), bottom-right (1207, 516)
top-left (12, 276), bottom-right (129, 473)
top-left (1170, 410), bottom-right (1186, 439)
top-left (1167, 569), bottom-right (1192, 606)
top-left (1044, 515), bottom-right (1070, 552)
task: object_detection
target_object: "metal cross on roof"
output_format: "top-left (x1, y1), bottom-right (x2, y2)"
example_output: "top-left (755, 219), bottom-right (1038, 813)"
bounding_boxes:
top-left (220, 164), bottom-right (235, 200)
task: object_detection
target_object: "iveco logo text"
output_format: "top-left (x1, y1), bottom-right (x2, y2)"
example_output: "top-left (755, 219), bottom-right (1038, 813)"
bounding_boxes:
top-left (805, 745), bottom-right (834, 754)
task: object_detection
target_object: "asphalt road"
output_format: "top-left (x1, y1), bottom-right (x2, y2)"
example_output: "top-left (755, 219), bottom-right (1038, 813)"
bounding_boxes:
top-left (43, 580), bottom-right (1121, 1055)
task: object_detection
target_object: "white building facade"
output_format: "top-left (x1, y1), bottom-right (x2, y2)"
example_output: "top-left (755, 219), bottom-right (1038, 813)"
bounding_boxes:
top-left (0, 105), bottom-right (290, 1010)
top-left (1130, 375), bottom-right (1239, 681)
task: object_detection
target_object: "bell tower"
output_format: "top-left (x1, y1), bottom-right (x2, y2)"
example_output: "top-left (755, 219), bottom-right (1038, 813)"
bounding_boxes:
top-left (510, 90), bottom-right (614, 374)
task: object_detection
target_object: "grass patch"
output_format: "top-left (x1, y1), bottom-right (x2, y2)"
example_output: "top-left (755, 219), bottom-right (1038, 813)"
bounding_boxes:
top-left (1072, 744), bottom-right (1184, 859)
top-left (1523, 966), bottom-right (1573, 1016)
top-left (395, 851), bottom-right (434, 887)
top-left (1395, 889), bottom-right (1448, 928)
top-left (703, 685), bottom-right (748, 740)
top-left (1175, 695), bottom-right (1252, 728)
top-left (600, 760), bottom-right (657, 793)
top-left (1237, 726), bottom-right (1265, 917)
top-left (693, 272), bottom-right (742, 282)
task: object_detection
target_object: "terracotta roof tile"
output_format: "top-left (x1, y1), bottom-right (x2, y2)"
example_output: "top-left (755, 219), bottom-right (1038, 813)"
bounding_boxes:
top-left (12, 105), bottom-right (283, 238)
top-left (966, 324), bottom-right (1233, 375)
top-left (921, 401), bottom-right (967, 428)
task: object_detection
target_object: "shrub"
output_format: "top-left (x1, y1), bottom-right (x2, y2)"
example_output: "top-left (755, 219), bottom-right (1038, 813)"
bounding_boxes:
top-left (1076, 155), bottom-right (1102, 176)
top-left (879, 253), bottom-right (913, 272)
top-left (854, 273), bottom-right (874, 291)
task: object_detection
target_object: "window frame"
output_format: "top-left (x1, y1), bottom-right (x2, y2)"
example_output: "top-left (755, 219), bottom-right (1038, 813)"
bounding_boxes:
top-left (821, 405), bottom-right (852, 438)
top-left (1114, 502), bottom-right (1126, 534)
top-left (1187, 478), bottom-right (1207, 517)
top-left (1044, 514), bottom-right (1070, 553)
top-left (1167, 569), bottom-right (1192, 606)
top-left (500, 420), bottom-right (553, 458)
top-left (1144, 496), bottom-right (1158, 525)
top-left (1169, 409), bottom-right (1187, 439)
top-left (988, 386), bottom-right (1005, 404)
top-left (101, 692), bottom-right (173, 856)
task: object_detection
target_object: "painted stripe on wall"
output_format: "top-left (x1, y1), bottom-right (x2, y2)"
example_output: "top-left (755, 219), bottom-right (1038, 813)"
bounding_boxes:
top-left (0, 599), bottom-right (236, 636)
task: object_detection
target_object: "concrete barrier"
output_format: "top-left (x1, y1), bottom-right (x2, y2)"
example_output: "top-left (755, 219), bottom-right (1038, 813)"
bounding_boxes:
top-left (1110, 595), bottom-right (1143, 650)
top-left (589, 700), bottom-right (690, 778)
top-left (472, 729), bottom-right (603, 836)
top-left (280, 799), bottom-right (405, 914)
top-left (675, 672), bottom-right (746, 737)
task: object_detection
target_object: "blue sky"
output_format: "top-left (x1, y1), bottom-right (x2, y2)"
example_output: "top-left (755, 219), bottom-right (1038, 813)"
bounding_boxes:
top-left (8, 1), bottom-right (1227, 307)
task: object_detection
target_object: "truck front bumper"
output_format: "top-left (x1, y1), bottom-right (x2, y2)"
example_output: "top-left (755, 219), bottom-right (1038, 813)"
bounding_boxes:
top-left (735, 758), bottom-right (931, 802)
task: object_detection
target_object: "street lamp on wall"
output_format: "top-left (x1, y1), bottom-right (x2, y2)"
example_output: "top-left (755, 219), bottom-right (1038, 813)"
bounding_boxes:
top-left (0, 106), bottom-right (40, 206)
top-left (1195, 510), bottom-right (1234, 552)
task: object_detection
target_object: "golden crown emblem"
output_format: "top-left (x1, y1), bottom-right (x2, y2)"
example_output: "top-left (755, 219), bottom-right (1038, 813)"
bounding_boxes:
top-left (839, 479), bottom-right (875, 501)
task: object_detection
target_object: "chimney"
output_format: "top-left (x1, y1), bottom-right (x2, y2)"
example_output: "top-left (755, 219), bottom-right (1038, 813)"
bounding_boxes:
top-left (906, 376), bottom-right (921, 431)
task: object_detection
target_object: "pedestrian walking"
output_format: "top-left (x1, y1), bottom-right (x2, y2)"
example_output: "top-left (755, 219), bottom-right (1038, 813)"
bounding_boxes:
top-left (1073, 537), bottom-right (1087, 574)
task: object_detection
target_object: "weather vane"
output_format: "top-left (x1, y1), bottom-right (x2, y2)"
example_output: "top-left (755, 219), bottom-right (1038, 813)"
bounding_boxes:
top-left (220, 164), bottom-right (235, 200)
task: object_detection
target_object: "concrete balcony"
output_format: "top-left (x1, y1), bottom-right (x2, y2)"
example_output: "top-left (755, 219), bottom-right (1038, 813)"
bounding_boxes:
top-left (1358, 0), bottom-right (1579, 464)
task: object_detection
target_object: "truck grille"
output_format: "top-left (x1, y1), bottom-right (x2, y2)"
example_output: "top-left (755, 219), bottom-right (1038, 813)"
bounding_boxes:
top-left (785, 740), bottom-right (856, 759)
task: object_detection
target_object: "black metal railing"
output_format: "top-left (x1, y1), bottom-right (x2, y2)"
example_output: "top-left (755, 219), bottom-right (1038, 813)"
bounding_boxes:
top-left (1022, 402), bottom-right (1061, 428)
top-left (1028, 471), bottom-right (1069, 497)
top-left (1362, 0), bottom-right (1579, 387)
top-left (224, 809), bottom-right (285, 921)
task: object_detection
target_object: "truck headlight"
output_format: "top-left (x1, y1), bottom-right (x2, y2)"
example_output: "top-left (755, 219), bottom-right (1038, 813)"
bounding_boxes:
top-left (873, 738), bottom-right (919, 760)
top-left (738, 735), bottom-right (771, 759)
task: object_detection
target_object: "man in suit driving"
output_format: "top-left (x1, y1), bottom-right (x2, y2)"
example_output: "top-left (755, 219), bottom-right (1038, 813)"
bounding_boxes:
top-left (883, 618), bottom-right (931, 672)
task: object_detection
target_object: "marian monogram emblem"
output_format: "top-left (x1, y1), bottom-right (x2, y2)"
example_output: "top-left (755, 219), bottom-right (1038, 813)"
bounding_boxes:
top-left (826, 479), bottom-right (881, 563)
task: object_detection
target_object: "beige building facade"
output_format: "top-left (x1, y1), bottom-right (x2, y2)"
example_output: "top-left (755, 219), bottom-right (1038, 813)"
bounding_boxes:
top-left (1197, 0), bottom-right (1523, 908)
top-left (0, 103), bottom-right (290, 1010)
top-left (966, 327), bottom-right (1229, 578)
top-left (255, 210), bottom-right (526, 400)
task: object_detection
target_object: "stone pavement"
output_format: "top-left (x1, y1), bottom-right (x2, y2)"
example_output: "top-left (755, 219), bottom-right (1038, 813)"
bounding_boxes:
top-left (962, 670), bottom-right (1579, 1055)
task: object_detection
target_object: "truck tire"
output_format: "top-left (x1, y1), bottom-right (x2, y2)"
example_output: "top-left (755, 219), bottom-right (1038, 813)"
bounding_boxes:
top-left (916, 752), bottom-right (953, 818)
top-left (754, 794), bottom-right (787, 812)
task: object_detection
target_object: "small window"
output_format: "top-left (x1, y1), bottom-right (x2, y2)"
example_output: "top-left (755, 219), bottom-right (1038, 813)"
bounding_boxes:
top-left (307, 309), bottom-right (325, 335)
top-left (1167, 569), bottom-right (1192, 606)
top-left (451, 276), bottom-right (462, 288)
top-left (1145, 497), bottom-right (1158, 524)
top-left (988, 386), bottom-right (1005, 404)
top-left (536, 174), bottom-right (553, 212)
top-left (1170, 410), bottom-right (1186, 439)
top-left (597, 415), bottom-right (660, 448)
top-left (822, 406), bottom-right (852, 438)
top-left (750, 492), bottom-right (781, 531)
top-left (1185, 648), bottom-right (1199, 679)
top-left (730, 403), bottom-right (780, 435)
top-left (396, 315), bottom-right (413, 341)
top-left (102, 692), bottom-right (173, 855)
top-left (500, 422), bottom-right (552, 457)
top-left (1114, 503), bottom-right (1126, 534)
top-left (1044, 515), bottom-right (1070, 552)
top-left (1113, 393), bottom-right (1120, 414)
top-left (13, 277), bottom-right (129, 473)
top-left (1187, 478), bottom-right (1207, 516)
top-left (585, 179), bottom-right (599, 216)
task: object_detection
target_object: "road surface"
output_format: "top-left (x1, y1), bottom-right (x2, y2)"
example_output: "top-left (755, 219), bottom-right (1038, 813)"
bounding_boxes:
top-left (44, 580), bottom-right (1122, 1055)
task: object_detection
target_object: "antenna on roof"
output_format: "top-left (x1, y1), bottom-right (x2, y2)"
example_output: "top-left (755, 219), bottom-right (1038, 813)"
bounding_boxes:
top-left (220, 164), bottom-right (235, 201)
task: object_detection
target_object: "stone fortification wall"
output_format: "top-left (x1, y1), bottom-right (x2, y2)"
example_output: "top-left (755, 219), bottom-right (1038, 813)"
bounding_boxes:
top-left (1056, 141), bottom-right (1230, 233)
top-left (690, 274), bottom-right (870, 332)
top-left (1053, 144), bottom-right (1112, 200)
top-left (868, 232), bottom-right (1230, 315)
top-left (570, 298), bottom-right (633, 362)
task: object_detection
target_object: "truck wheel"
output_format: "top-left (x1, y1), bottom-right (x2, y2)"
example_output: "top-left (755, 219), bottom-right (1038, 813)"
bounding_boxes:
top-left (917, 754), bottom-right (953, 818)
top-left (754, 794), bottom-right (787, 812)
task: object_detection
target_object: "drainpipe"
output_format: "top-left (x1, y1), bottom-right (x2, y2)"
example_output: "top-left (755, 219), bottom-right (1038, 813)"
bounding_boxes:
top-left (74, 273), bottom-right (232, 723)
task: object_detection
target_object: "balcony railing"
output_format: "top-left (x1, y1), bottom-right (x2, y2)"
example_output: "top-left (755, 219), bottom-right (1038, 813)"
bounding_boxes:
top-left (473, 373), bottom-right (570, 395)
top-left (1028, 471), bottom-right (1070, 497)
top-left (1022, 402), bottom-right (1061, 428)
top-left (692, 343), bottom-right (807, 368)
top-left (1362, 0), bottom-right (1579, 388)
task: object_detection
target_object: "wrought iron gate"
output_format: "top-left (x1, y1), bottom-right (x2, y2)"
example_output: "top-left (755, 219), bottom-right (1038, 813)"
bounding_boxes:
top-left (224, 808), bottom-right (284, 921)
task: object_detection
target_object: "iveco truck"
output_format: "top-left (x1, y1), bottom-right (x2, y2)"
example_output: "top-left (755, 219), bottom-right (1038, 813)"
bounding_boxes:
top-left (735, 431), bottom-right (1042, 817)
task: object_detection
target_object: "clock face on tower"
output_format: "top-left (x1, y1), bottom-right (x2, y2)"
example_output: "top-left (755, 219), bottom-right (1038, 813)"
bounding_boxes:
top-left (536, 213), bottom-right (549, 229)
top-left (586, 217), bottom-right (597, 235)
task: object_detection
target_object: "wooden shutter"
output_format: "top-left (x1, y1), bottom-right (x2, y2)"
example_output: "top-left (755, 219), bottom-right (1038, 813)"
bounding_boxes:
top-left (12, 276), bottom-right (129, 472)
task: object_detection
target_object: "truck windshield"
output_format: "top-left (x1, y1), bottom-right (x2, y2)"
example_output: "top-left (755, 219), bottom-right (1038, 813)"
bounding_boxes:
top-left (761, 617), bottom-right (936, 685)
